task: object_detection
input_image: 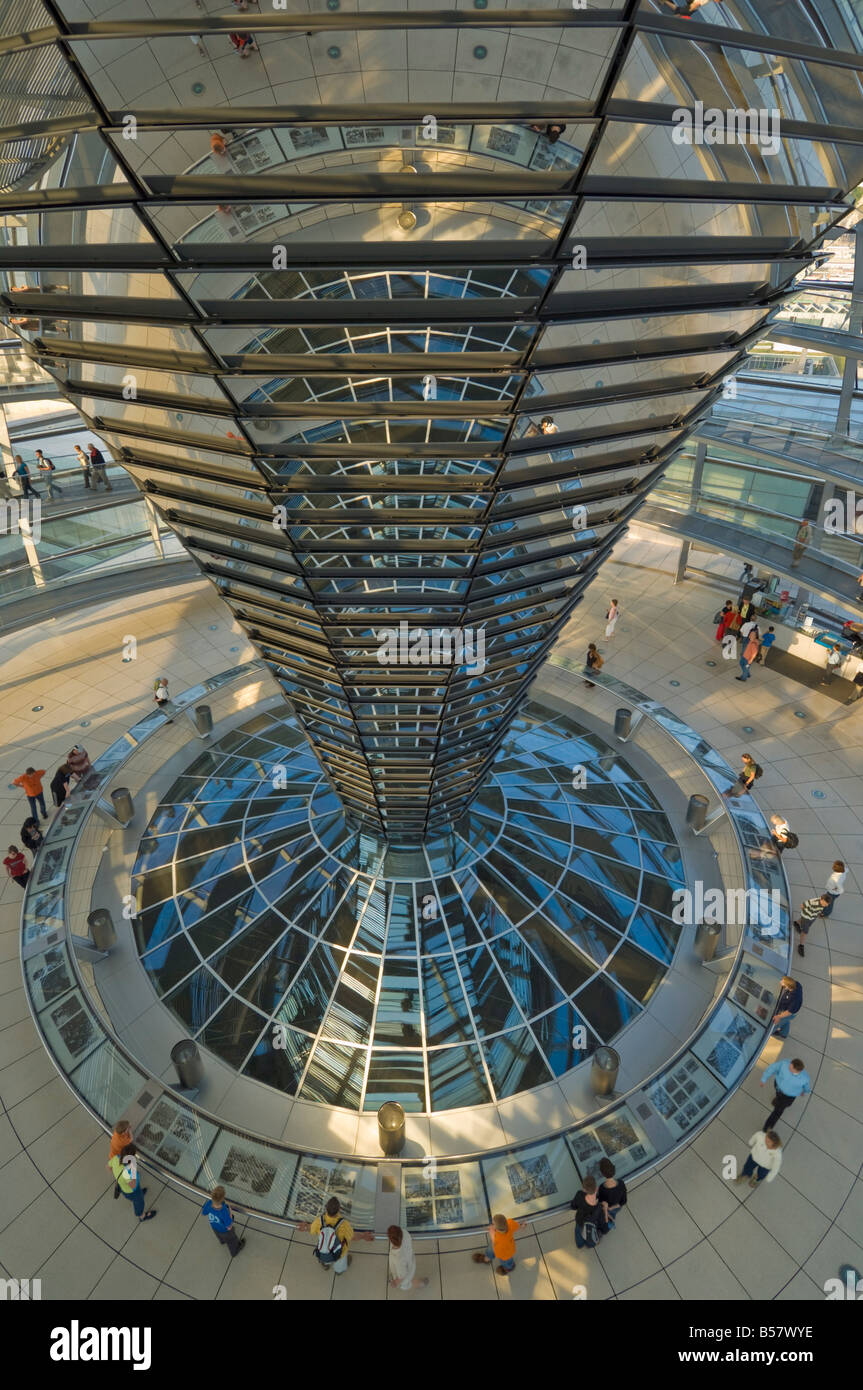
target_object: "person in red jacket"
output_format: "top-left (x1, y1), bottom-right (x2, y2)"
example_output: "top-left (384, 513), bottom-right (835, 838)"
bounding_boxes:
top-left (3, 846), bottom-right (30, 888)
top-left (13, 766), bottom-right (47, 820)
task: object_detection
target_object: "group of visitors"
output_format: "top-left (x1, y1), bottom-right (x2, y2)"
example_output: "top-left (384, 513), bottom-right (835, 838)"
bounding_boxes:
top-left (714, 601), bottom-right (776, 680)
top-left (11, 442), bottom-right (110, 500)
top-left (581, 599), bottom-right (621, 688)
top-left (3, 751), bottom-right (90, 891)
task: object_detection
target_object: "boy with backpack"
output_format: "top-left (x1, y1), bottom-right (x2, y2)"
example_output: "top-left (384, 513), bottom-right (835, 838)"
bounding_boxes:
top-left (35, 449), bottom-right (62, 498)
top-left (303, 1196), bottom-right (354, 1273)
top-left (724, 752), bottom-right (762, 799)
top-left (571, 1176), bottom-right (610, 1249)
top-left (201, 1184), bottom-right (245, 1257)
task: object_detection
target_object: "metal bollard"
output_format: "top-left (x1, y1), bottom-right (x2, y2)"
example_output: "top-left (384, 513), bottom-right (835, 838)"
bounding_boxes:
top-left (110, 787), bottom-right (134, 826)
top-left (378, 1101), bottom-right (406, 1156)
top-left (614, 708), bottom-right (632, 739)
top-left (591, 1046), bottom-right (620, 1097)
top-left (87, 909), bottom-right (116, 952)
top-left (194, 704), bottom-right (213, 736)
top-left (695, 921), bottom-right (722, 962)
top-left (171, 1039), bottom-right (204, 1090)
top-left (686, 793), bottom-right (709, 832)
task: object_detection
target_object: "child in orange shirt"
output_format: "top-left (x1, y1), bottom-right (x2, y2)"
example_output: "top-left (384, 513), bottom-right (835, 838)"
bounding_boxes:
top-left (473, 1213), bottom-right (521, 1274)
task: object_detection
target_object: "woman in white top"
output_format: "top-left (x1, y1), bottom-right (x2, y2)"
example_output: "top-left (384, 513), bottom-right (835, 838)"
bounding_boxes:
top-left (387, 1225), bottom-right (428, 1291)
top-left (605, 599), bottom-right (619, 639)
top-left (735, 1131), bottom-right (782, 1189)
top-left (821, 860), bottom-right (846, 919)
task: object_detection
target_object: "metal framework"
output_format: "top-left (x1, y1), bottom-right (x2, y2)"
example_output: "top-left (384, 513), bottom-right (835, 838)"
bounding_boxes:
top-left (2, 0), bottom-right (862, 838)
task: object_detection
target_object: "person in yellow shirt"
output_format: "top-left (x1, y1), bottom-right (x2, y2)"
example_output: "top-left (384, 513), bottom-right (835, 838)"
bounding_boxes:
top-left (106, 1144), bottom-right (156, 1223)
top-left (301, 1196), bottom-right (355, 1274)
top-left (473, 1213), bottom-right (521, 1275)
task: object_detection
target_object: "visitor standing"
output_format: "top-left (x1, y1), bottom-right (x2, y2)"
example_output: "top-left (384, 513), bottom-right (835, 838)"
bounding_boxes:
top-left (571, 1176), bottom-right (610, 1249)
top-left (715, 602), bottom-right (734, 642)
top-left (821, 861), bottom-right (847, 919)
top-left (793, 892), bottom-right (831, 957)
top-left (790, 518), bottom-right (811, 568)
top-left (201, 1185), bottom-right (246, 1257)
top-left (597, 1157), bottom-right (627, 1222)
top-left (13, 766), bottom-right (48, 820)
top-left (761, 1057), bottom-right (811, 1130)
top-left (387, 1225), bottom-right (428, 1290)
top-left (736, 628), bottom-right (760, 681)
top-left (108, 1143), bottom-right (156, 1223)
top-left (50, 764), bottom-right (71, 808)
top-left (605, 599), bottom-right (620, 640)
top-left (87, 443), bottom-right (112, 491)
top-left (302, 1196), bottom-right (355, 1273)
top-left (20, 818), bottom-right (43, 854)
top-left (229, 31), bottom-right (257, 55)
top-left (35, 450), bottom-right (62, 498)
top-left (735, 1131), bottom-right (782, 1189)
top-left (73, 444), bottom-right (91, 488)
top-left (821, 644), bottom-right (842, 685)
top-left (769, 814), bottom-right (798, 855)
top-left (584, 642), bottom-right (603, 688)
top-left (772, 975), bottom-right (803, 1039)
top-left (67, 746), bottom-right (91, 781)
top-left (473, 1213), bottom-right (521, 1274)
top-left (757, 627), bottom-right (776, 664)
top-left (3, 846), bottom-right (30, 889)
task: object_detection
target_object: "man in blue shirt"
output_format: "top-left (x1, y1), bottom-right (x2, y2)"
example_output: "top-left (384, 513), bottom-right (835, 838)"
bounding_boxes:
top-left (201, 1184), bottom-right (245, 1258)
top-left (756, 627), bottom-right (776, 665)
top-left (772, 976), bottom-right (803, 1039)
top-left (761, 1057), bottom-right (811, 1130)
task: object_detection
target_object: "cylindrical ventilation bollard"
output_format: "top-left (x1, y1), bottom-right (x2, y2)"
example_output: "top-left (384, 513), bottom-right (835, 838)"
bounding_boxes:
top-left (591, 1046), bottom-right (620, 1097)
top-left (111, 787), bottom-right (134, 826)
top-left (378, 1101), bottom-right (406, 1156)
top-left (614, 708), bottom-right (632, 739)
top-left (686, 793), bottom-right (709, 832)
top-left (695, 921), bottom-right (722, 962)
top-left (171, 1039), bottom-right (204, 1090)
top-left (194, 704), bottom-right (213, 736)
top-left (87, 909), bottom-right (116, 951)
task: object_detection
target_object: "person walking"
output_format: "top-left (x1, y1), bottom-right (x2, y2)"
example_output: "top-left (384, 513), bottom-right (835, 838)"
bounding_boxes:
top-left (584, 642), bottom-right (604, 688)
top-left (597, 1157), bottom-right (627, 1222)
top-left (107, 1143), bottom-right (156, 1223)
top-left (13, 766), bottom-right (48, 821)
top-left (301, 1196), bottom-right (355, 1274)
top-left (821, 644), bottom-right (842, 686)
top-left (734, 1131), bottom-right (782, 1189)
top-left (761, 1057), bottom-right (811, 1130)
top-left (3, 845), bottom-right (30, 889)
top-left (756, 626), bottom-right (776, 664)
top-left (73, 444), bottom-right (91, 488)
top-left (571, 1175), bottom-right (610, 1249)
top-left (153, 677), bottom-right (173, 717)
top-left (605, 599), bottom-right (620, 640)
top-left (793, 892), bottom-right (831, 957)
top-left (472, 1213), bottom-right (521, 1275)
top-left (736, 628), bottom-right (760, 681)
top-left (201, 1185), bottom-right (246, 1257)
top-left (35, 450), bottom-right (62, 498)
top-left (772, 975), bottom-right (803, 1039)
top-left (67, 746), bottom-right (91, 781)
top-left (13, 454), bottom-right (40, 500)
top-left (821, 861), bottom-right (847, 919)
top-left (50, 763), bottom-right (71, 809)
top-left (20, 817), bottom-right (43, 854)
top-left (724, 752), bottom-right (761, 799)
top-left (87, 443), bottom-right (112, 492)
top-left (387, 1225), bottom-right (428, 1290)
top-left (790, 518), bottom-right (811, 568)
top-left (715, 601), bottom-right (734, 642)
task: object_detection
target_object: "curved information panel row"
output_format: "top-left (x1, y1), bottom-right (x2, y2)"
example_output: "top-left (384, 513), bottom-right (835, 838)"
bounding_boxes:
top-left (21, 663), bottom-right (791, 1234)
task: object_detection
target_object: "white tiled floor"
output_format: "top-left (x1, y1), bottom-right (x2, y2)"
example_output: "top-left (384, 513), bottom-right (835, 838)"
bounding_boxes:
top-left (1, 542), bottom-right (862, 1300)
